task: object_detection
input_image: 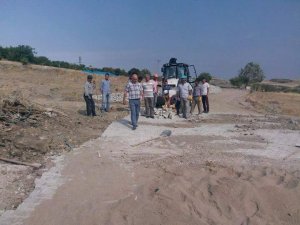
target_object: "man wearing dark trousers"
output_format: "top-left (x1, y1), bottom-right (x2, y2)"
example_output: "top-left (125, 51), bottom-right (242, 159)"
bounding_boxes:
top-left (83, 75), bottom-right (96, 116)
top-left (201, 79), bottom-right (210, 113)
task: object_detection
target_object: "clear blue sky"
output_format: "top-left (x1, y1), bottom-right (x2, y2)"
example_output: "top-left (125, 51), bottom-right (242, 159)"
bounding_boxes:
top-left (1, 0), bottom-right (299, 79)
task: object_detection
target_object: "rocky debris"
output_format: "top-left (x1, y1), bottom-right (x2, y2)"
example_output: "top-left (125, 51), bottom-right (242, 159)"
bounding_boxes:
top-left (93, 92), bottom-right (123, 102)
top-left (0, 164), bottom-right (35, 215)
top-left (153, 107), bottom-right (176, 119)
top-left (0, 97), bottom-right (43, 124)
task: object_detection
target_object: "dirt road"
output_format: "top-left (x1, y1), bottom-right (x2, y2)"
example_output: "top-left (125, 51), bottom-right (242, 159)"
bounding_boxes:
top-left (1, 89), bottom-right (300, 225)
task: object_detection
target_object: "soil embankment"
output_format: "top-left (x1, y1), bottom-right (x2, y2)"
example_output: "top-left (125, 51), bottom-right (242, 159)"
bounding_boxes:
top-left (0, 61), bottom-right (128, 214)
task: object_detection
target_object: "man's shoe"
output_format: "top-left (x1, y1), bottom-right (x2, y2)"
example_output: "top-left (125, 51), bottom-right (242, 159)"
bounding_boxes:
top-left (150, 116), bottom-right (154, 119)
top-left (132, 126), bottom-right (137, 130)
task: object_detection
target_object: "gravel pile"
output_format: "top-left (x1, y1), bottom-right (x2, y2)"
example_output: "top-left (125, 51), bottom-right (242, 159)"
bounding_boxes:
top-left (93, 92), bottom-right (123, 102)
top-left (153, 108), bottom-right (176, 119)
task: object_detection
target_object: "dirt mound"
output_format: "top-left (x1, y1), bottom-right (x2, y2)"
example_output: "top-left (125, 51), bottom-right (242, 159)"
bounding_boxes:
top-left (0, 94), bottom-right (68, 162)
top-left (246, 92), bottom-right (300, 117)
top-left (110, 163), bottom-right (300, 225)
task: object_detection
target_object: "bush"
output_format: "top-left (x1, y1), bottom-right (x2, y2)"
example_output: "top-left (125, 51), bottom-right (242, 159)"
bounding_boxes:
top-left (230, 77), bottom-right (243, 87)
top-left (20, 57), bottom-right (29, 65)
top-left (196, 72), bottom-right (212, 82)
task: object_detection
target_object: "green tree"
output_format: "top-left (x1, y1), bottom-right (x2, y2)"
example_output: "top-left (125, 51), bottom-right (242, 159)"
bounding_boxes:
top-left (230, 62), bottom-right (265, 87)
top-left (196, 72), bottom-right (212, 82)
top-left (140, 68), bottom-right (152, 78)
top-left (229, 76), bottom-right (243, 87)
top-left (34, 56), bottom-right (51, 65)
top-left (127, 68), bottom-right (141, 77)
top-left (238, 62), bottom-right (264, 86)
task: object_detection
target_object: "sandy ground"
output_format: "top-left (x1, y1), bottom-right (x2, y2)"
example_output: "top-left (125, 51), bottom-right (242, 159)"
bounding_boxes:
top-left (0, 85), bottom-right (299, 225)
top-left (1, 60), bottom-right (300, 224)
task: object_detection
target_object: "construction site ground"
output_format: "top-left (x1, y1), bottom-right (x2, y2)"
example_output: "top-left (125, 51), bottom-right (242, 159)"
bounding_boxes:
top-left (0, 61), bottom-right (300, 225)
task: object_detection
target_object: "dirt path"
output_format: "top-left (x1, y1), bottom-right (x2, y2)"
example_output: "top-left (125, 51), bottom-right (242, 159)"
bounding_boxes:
top-left (1, 89), bottom-right (300, 225)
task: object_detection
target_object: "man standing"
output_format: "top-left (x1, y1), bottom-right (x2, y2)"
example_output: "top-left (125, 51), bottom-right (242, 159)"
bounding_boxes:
top-left (83, 74), bottom-right (96, 116)
top-left (162, 79), bottom-right (171, 107)
top-left (152, 74), bottom-right (159, 107)
top-left (201, 79), bottom-right (210, 113)
top-left (100, 73), bottom-right (111, 112)
top-left (142, 74), bottom-right (155, 118)
top-left (177, 76), bottom-right (193, 119)
top-left (123, 74), bottom-right (143, 130)
top-left (191, 80), bottom-right (202, 114)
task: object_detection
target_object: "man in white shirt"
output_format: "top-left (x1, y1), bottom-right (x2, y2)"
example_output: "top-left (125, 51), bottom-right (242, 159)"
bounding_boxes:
top-left (83, 75), bottom-right (96, 116)
top-left (142, 75), bottom-right (155, 118)
top-left (177, 77), bottom-right (193, 119)
top-left (201, 79), bottom-right (210, 113)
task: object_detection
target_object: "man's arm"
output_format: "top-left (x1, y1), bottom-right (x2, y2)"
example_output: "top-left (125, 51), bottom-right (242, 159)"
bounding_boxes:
top-left (123, 91), bottom-right (127, 105)
top-left (188, 84), bottom-right (193, 95)
top-left (100, 80), bottom-right (103, 94)
top-left (123, 84), bottom-right (129, 105)
top-left (140, 84), bottom-right (144, 99)
top-left (207, 83), bottom-right (210, 95)
top-left (84, 82), bottom-right (89, 97)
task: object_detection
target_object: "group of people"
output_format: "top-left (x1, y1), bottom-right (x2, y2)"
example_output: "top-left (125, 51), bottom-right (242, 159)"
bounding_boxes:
top-left (83, 73), bottom-right (111, 116)
top-left (83, 73), bottom-right (210, 130)
top-left (173, 77), bottom-right (209, 119)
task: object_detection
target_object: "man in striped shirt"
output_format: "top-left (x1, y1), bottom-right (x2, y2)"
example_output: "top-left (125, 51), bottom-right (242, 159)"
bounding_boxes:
top-left (142, 74), bottom-right (155, 118)
top-left (123, 74), bottom-right (143, 130)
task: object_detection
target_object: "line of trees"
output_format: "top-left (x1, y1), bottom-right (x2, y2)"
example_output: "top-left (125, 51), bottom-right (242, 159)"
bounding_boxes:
top-left (0, 45), bottom-right (86, 70)
top-left (0, 45), bottom-right (152, 76)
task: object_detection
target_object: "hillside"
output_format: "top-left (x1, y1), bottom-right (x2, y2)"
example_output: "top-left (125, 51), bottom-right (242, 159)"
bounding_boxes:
top-left (0, 60), bottom-right (128, 213)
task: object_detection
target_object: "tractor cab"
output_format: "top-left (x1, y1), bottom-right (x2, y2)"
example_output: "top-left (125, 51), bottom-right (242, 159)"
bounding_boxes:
top-left (159, 58), bottom-right (197, 98)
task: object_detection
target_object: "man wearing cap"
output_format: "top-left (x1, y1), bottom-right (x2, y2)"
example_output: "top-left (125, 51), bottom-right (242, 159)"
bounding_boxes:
top-left (152, 74), bottom-right (159, 107)
top-left (177, 76), bottom-right (193, 119)
top-left (100, 73), bottom-right (111, 112)
top-left (123, 74), bottom-right (143, 130)
top-left (83, 75), bottom-right (96, 116)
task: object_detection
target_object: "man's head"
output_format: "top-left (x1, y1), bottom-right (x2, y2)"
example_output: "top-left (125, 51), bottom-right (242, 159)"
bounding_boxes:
top-left (153, 73), bottom-right (158, 80)
top-left (181, 77), bottom-right (187, 84)
top-left (87, 75), bottom-right (93, 82)
top-left (138, 75), bottom-right (143, 83)
top-left (145, 74), bottom-right (150, 82)
top-left (202, 79), bottom-right (206, 83)
top-left (195, 80), bottom-right (199, 85)
top-left (105, 73), bottom-right (109, 80)
top-left (131, 74), bottom-right (138, 83)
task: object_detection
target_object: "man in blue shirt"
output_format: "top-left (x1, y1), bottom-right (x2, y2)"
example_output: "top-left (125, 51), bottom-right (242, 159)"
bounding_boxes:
top-left (100, 73), bottom-right (111, 112)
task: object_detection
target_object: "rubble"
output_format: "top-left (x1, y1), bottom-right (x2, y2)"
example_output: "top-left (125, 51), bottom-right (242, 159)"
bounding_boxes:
top-left (93, 92), bottom-right (123, 102)
top-left (154, 107), bottom-right (176, 119)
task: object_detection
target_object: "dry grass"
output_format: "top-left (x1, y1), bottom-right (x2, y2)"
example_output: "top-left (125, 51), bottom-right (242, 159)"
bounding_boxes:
top-left (262, 79), bottom-right (300, 88)
top-left (247, 91), bottom-right (300, 117)
top-left (0, 60), bottom-right (128, 103)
